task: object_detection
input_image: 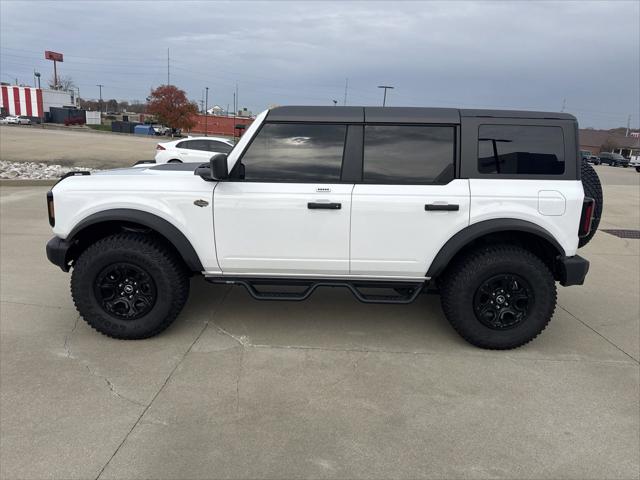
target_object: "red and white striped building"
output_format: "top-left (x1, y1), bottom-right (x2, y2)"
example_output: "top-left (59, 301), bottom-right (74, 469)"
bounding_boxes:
top-left (0, 85), bottom-right (44, 117)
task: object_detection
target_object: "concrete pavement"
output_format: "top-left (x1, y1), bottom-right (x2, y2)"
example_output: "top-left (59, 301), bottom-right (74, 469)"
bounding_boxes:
top-left (0, 174), bottom-right (638, 479)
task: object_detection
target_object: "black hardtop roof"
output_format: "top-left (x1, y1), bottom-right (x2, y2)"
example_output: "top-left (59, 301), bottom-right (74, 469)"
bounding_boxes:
top-left (266, 106), bottom-right (576, 123)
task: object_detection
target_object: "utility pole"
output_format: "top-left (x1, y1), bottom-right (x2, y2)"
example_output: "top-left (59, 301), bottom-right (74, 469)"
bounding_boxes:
top-left (235, 83), bottom-right (238, 115)
top-left (561, 98), bottom-right (566, 112)
top-left (626, 114), bottom-right (631, 137)
top-left (378, 85), bottom-right (394, 107)
top-left (96, 84), bottom-right (104, 112)
top-left (204, 87), bottom-right (209, 137)
top-left (343, 78), bottom-right (348, 106)
top-left (167, 48), bottom-right (170, 86)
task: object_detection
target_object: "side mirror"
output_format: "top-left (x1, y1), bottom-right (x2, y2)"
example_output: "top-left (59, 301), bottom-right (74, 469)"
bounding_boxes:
top-left (195, 153), bottom-right (229, 181)
top-left (211, 153), bottom-right (229, 180)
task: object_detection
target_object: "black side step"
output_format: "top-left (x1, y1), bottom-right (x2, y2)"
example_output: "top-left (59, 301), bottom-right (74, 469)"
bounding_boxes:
top-left (206, 278), bottom-right (425, 304)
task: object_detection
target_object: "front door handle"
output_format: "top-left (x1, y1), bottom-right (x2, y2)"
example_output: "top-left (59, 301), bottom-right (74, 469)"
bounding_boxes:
top-left (308, 202), bottom-right (341, 210)
top-left (425, 203), bottom-right (459, 211)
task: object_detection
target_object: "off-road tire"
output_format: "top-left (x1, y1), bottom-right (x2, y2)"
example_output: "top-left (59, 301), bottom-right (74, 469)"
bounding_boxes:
top-left (579, 160), bottom-right (603, 248)
top-left (71, 233), bottom-right (189, 339)
top-left (440, 245), bottom-right (556, 349)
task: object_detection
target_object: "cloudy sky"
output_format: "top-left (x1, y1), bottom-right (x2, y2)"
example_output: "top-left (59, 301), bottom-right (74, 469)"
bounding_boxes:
top-left (1, 0), bottom-right (638, 129)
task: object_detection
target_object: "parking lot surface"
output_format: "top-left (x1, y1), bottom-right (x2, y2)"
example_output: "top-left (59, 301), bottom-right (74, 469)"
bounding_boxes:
top-left (0, 126), bottom-right (162, 169)
top-left (1, 167), bottom-right (638, 479)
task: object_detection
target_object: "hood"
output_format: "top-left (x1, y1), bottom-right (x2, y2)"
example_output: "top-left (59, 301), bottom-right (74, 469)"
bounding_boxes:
top-left (94, 162), bottom-right (202, 177)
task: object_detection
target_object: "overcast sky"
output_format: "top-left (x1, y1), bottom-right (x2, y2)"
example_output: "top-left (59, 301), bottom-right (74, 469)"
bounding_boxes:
top-left (1, 0), bottom-right (638, 129)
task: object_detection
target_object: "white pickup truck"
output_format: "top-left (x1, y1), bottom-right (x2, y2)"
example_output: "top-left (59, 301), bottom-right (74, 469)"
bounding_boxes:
top-left (46, 106), bottom-right (602, 349)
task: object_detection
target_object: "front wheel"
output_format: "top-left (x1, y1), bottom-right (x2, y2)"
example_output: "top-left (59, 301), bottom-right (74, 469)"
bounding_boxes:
top-left (71, 233), bottom-right (190, 339)
top-left (439, 245), bottom-right (556, 349)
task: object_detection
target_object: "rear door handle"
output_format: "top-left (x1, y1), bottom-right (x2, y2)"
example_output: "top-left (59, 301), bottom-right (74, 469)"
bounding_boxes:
top-left (308, 202), bottom-right (341, 210)
top-left (425, 204), bottom-right (459, 211)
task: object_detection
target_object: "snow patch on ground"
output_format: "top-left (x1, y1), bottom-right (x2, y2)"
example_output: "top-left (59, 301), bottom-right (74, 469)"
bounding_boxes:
top-left (0, 161), bottom-right (100, 180)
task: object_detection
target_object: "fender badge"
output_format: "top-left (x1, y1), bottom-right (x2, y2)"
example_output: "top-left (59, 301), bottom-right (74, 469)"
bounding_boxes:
top-left (194, 199), bottom-right (209, 207)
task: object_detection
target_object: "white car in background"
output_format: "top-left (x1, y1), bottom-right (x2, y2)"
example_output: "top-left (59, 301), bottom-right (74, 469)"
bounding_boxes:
top-left (2, 115), bottom-right (31, 125)
top-left (154, 136), bottom-right (234, 164)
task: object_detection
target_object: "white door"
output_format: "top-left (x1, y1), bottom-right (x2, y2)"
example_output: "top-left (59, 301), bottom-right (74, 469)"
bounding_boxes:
top-left (350, 124), bottom-right (470, 277)
top-left (214, 182), bottom-right (352, 275)
top-left (213, 122), bottom-right (352, 276)
top-left (176, 140), bottom-right (209, 162)
top-left (351, 182), bottom-right (470, 277)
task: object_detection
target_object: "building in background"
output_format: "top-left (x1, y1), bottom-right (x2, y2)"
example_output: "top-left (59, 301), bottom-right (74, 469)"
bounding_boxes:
top-left (190, 113), bottom-right (253, 137)
top-left (579, 128), bottom-right (640, 159)
top-left (0, 84), bottom-right (75, 120)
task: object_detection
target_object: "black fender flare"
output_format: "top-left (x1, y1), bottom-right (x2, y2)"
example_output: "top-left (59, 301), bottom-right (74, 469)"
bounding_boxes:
top-left (426, 219), bottom-right (565, 278)
top-left (68, 209), bottom-right (204, 272)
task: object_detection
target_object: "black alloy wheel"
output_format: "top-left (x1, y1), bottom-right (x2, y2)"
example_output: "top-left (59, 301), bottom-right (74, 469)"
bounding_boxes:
top-left (94, 262), bottom-right (157, 320)
top-left (473, 274), bottom-right (533, 330)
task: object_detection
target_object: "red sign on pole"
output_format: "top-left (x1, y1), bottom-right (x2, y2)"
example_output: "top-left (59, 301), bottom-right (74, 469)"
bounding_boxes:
top-left (44, 51), bottom-right (63, 62)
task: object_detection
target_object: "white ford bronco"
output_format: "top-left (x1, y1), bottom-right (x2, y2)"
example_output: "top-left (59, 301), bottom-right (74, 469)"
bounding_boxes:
top-left (46, 106), bottom-right (602, 349)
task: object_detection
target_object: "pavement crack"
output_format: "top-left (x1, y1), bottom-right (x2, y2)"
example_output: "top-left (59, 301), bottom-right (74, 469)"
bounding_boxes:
top-left (94, 285), bottom-right (232, 480)
top-left (235, 348), bottom-right (244, 413)
top-left (63, 315), bottom-right (80, 358)
top-left (210, 320), bottom-right (250, 347)
top-left (558, 304), bottom-right (639, 365)
top-left (84, 365), bottom-right (145, 408)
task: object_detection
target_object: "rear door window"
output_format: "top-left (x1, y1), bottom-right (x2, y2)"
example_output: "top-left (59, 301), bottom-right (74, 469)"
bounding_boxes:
top-left (176, 140), bottom-right (207, 151)
top-left (363, 125), bottom-right (455, 184)
top-left (206, 140), bottom-right (233, 153)
top-left (478, 125), bottom-right (565, 175)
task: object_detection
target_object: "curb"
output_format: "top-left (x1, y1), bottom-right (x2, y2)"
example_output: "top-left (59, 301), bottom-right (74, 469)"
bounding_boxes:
top-left (0, 179), bottom-right (57, 187)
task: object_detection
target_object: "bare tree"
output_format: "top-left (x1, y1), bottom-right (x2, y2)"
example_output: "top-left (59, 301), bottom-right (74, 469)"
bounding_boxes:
top-left (48, 75), bottom-right (76, 91)
top-left (105, 99), bottom-right (118, 113)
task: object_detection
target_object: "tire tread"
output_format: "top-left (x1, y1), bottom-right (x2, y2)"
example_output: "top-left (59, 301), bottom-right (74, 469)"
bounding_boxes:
top-left (71, 233), bottom-right (189, 339)
top-left (440, 245), bottom-right (556, 349)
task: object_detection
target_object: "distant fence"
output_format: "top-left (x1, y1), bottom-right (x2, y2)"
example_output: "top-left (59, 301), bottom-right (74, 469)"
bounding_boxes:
top-left (190, 114), bottom-right (253, 136)
top-left (48, 107), bottom-right (85, 124)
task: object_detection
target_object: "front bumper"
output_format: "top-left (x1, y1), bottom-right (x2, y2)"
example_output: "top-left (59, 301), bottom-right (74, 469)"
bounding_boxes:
top-left (46, 237), bottom-right (72, 272)
top-left (557, 255), bottom-right (589, 286)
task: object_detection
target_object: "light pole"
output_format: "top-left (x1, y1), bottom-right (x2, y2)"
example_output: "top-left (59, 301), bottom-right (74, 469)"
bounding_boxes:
top-left (332, 99), bottom-right (338, 106)
top-left (204, 87), bottom-right (209, 137)
top-left (34, 71), bottom-right (41, 89)
top-left (377, 85), bottom-right (394, 107)
top-left (96, 84), bottom-right (104, 113)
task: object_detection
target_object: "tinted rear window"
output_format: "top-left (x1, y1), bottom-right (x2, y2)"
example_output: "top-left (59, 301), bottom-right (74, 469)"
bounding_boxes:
top-left (363, 125), bottom-right (455, 184)
top-left (478, 125), bottom-right (565, 175)
top-left (206, 140), bottom-right (232, 153)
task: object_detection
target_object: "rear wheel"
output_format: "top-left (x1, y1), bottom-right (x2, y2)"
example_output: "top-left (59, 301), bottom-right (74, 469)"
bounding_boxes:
top-left (440, 245), bottom-right (556, 349)
top-left (71, 233), bottom-right (189, 339)
top-left (579, 160), bottom-right (603, 247)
